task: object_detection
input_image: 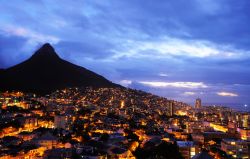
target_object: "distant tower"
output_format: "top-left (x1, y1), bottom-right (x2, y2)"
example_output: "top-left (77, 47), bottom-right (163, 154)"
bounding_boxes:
top-left (195, 98), bottom-right (201, 109)
top-left (169, 100), bottom-right (174, 116)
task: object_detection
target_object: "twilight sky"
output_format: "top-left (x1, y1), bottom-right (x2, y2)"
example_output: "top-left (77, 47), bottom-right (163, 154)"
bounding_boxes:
top-left (0, 0), bottom-right (250, 105)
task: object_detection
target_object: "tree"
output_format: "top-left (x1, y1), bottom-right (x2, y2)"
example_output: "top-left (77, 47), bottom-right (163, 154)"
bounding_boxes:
top-left (72, 118), bottom-right (85, 137)
top-left (61, 133), bottom-right (72, 143)
top-left (126, 131), bottom-right (139, 142)
top-left (134, 141), bottom-right (184, 159)
top-left (81, 132), bottom-right (91, 142)
top-left (99, 133), bottom-right (109, 142)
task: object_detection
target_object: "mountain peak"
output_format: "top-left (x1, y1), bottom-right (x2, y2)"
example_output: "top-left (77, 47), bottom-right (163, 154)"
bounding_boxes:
top-left (30, 43), bottom-right (60, 60)
top-left (0, 43), bottom-right (119, 94)
top-left (41, 43), bottom-right (54, 50)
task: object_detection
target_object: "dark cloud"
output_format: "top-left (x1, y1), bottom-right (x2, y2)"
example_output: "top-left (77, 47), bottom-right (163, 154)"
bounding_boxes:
top-left (55, 40), bottom-right (115, 59)
top-left (0, 34), bottom-right (29, 68)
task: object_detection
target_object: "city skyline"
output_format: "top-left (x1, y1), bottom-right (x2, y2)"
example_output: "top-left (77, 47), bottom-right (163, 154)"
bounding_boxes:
top-left (0, 1), bottom-right (249, 158)
top-left (1, 0), bottom-right (250, 104)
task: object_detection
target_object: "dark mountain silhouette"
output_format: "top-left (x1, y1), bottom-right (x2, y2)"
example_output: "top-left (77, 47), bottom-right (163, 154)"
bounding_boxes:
top-left (0, 43), bottom-right (120, 94)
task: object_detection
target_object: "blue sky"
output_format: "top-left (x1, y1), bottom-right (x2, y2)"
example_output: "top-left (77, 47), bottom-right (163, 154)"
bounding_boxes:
top-left (0, 0), bottom-right (250, 105)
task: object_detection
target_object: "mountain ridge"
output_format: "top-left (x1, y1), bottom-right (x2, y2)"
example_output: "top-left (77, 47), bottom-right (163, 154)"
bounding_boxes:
top-left (0, 43), bottom-right (121, 95)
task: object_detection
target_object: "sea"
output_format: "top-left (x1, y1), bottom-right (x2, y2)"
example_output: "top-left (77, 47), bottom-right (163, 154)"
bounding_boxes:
top-left (189, 103), bottom-right (250, 112)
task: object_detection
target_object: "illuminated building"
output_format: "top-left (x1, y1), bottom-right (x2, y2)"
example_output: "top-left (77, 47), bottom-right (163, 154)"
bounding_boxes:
top-left (54, 114), bottom-right (75, 130)
top-left (23, 117), bottom-right (38, 131)
top-left (227, 121), bottom-right (237, 134)
top-left (177, 141), bottom-right (198, 159)
top-left (195, 98), bottom-right (201, 109)
top-left (242, 113), bottom-right (249, 128)
top-left (120, 100), bottom-right (125, 109)
top-left (191, 151), bottom-right (213, 159)
top-left (18, 131), bottom-right (36, 141)
top-left (221, 139), bottom-right (249, 158)
top-left (119, 108), bottom-right (127, 117)
top-left (191, 134), bottom-right (205, 144)
top-left (35, 132), bottom-right (58, 150)
top-left (237, 127), bottom-right (250, 140)
top-left (186, 121), bottom-right (207, 133)
top-left (54, 115), bottom-right (66, 129)
top-left (210, 123), bottom-right (228, 132)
